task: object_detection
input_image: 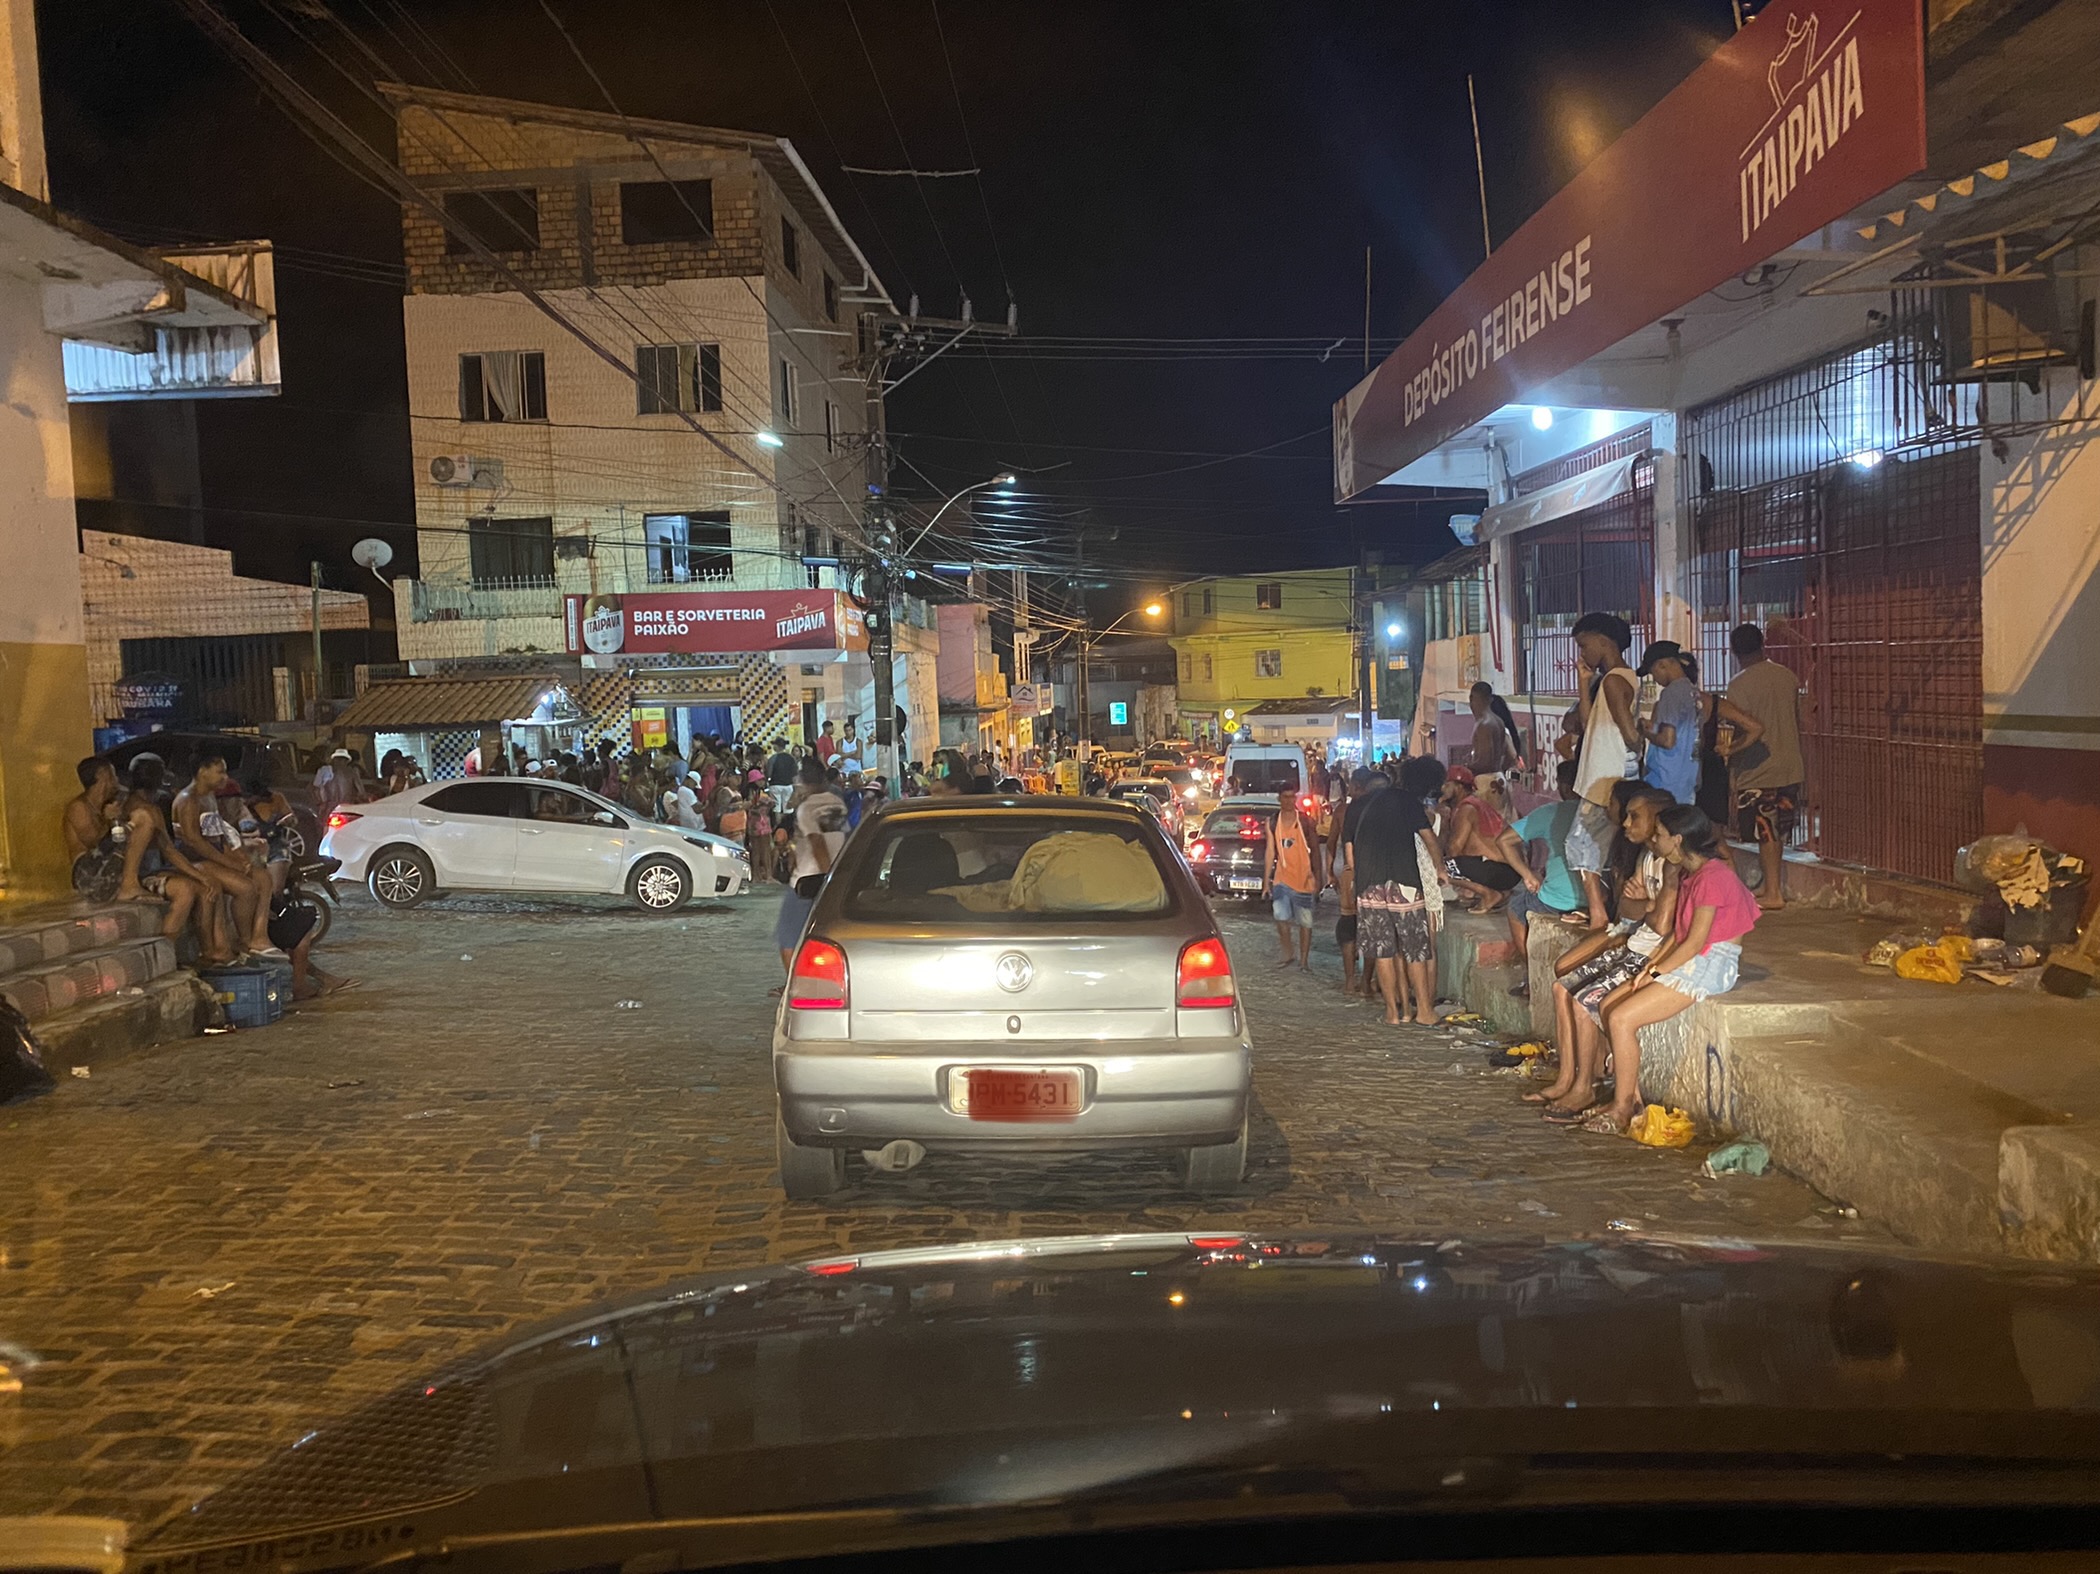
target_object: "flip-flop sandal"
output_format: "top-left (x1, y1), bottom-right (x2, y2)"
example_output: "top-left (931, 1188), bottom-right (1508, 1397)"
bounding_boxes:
top-left (1519, 1089), bottom-right (1565, 1104)
top-left (1540, 1104), bottom-right (1594, 1124)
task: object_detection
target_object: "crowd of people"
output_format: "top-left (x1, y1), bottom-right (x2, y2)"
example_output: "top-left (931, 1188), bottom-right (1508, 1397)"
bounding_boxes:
top-left (64, 751), bottom-right (351, 1004)
top-left (1253, 617), bottom-right (1798, 1133)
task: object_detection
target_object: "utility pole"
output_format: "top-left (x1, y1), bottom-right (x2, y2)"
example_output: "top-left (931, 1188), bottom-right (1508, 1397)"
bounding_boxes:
top-left (310, 560), bottom-right (325, 722)
top-left (850, 305), bottom-right (1017, 794)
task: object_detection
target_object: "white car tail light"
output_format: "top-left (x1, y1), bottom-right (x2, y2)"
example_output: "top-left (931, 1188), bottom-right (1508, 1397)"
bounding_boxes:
top-left (325, 810), bottom-right (361, 831)
top-left (1177, 936), bottom-right (1236, 1010)
top-left (789, 938), bottom-right (848, 1011)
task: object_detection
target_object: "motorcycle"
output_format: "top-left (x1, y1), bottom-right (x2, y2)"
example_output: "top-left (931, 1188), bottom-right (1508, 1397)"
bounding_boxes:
top-left (280, 854), bottom-right (341, 946)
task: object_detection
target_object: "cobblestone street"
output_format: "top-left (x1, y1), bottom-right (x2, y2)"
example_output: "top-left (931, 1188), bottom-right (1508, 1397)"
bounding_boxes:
top-left (1, 889), bottom-right (1881, 1529)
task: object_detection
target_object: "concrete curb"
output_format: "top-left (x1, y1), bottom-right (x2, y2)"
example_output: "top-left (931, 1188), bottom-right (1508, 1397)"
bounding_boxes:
top-left (1433, 909), bottom-right (2097, 1261)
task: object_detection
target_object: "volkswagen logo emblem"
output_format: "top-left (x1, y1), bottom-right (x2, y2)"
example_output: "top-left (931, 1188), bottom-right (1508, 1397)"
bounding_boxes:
top-left (994, 952), bottom-right (1034, 993)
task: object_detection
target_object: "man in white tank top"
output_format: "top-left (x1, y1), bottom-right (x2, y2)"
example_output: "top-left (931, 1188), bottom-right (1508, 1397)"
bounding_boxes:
top-left (1566, 612), bottom-right (1640, 931)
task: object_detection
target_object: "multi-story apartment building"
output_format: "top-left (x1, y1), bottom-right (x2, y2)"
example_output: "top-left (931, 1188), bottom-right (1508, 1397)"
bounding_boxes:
top-left (1167, 569), bottom-right (1359, 747)
top-left (377, 86), bottom-right (933, 773)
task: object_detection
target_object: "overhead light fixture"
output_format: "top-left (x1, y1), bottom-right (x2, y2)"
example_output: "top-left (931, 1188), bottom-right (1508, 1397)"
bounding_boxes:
top-left (755, 430), bottom-right (784, 449)
top-left (1385, 622), bottom-right (1402, 639)
top-left (995, 472), bottom-right (1018, 486)
top-left (1530, 406), bottom-right (1555, 431)
top-left (1850, 448), bottom-right (1884, 469)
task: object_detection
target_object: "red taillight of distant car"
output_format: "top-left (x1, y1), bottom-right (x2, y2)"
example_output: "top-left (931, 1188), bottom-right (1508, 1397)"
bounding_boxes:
top-left (788, 938), bottom-right (849, 1010)
top-left (1176, 937), bottom-right (1236, 1010)
top-left (325, 810), bottom-right (360, 831)
top-left (1188, 840), bottom-right (1208, 860)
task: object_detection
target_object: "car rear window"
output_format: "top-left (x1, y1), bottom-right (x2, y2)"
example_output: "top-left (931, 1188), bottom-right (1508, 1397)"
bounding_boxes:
top-left (1161, 768), bottom-right (1202, 786)
top-left (841, 814), bottom-right (1178, 923)
top-left (1201, 807), bottom-right (1275, 839)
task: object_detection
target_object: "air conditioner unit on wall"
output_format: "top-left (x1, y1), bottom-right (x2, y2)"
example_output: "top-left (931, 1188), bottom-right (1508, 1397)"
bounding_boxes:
top-left (429, 454), bottom-right (503, 487)
top-left (1936, 280), bottom-right (2070, 385)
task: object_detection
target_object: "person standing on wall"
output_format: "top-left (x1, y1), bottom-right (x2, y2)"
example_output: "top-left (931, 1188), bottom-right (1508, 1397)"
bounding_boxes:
top-left (1565, 613), bottom-right (1640, 932)
top-left (1722, 622), bottom-right (1803, 911)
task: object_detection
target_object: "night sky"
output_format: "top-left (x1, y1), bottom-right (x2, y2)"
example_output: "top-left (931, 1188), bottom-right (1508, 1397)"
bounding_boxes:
top-left (39, 0), bottom-right (1743, 611)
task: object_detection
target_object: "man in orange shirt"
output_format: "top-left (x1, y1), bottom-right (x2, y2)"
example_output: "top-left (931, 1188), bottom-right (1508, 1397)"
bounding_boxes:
top-left (1263, 789), bottom-right (1326, 972)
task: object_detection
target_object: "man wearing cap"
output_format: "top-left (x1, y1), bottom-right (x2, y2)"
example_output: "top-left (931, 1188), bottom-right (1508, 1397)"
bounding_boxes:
top-left (672, 770), bottom-right (708, 831)
top-left (315, 747), bottom-right (364, 815)
top-left (1636, 640), bottom-right (1701, 806)
top-left (1439, 765), bottom-right (1522, 912)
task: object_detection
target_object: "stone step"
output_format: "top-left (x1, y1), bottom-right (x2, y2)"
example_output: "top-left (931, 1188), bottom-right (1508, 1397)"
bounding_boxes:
top-left (1, 937), bottom-right (181, 1025)
top-left (0, 902), bottom-right (166, 981)
top-left (32, 970), bottom-right (213, 1075)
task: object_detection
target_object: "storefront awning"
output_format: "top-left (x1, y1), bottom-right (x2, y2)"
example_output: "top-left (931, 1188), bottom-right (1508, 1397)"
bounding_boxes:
top-left (1333, 0), bottom-right (1927, 498)
top-left (1477, 454), bottom-right (1646, 543)
top-left (336, 672), bottom-right (567, 731)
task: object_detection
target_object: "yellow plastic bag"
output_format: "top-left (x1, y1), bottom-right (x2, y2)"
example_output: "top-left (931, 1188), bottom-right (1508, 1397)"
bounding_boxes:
top-left (1894, 937), bottom-right (1965, 984)
top-left (1629, 1104), bottom-right (1695, 1148)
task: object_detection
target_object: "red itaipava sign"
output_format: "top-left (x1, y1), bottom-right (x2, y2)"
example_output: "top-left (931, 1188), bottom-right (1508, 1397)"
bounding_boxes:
top-left (564, 589), bottom-right (870, 655)
top-left (1334, 0), bottom-right (1925, 498)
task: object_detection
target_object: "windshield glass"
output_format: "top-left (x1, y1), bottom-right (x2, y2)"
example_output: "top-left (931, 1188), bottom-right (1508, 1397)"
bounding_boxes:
top-left (1230, 757), bottom-right (1302, 793)
top-left (1202, 807), bottom-right (1274, 839)
top-left (841, 814), bottom-right (1177, 922)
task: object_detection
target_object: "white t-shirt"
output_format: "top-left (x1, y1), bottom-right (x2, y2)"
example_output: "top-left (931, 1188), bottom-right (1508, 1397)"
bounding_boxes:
top-left (1574, 665), bottom-right (1639, 807)
top-left (791, 790), bottom-right (849, 882)
top-left (673, 784), bottom-right (706, 830)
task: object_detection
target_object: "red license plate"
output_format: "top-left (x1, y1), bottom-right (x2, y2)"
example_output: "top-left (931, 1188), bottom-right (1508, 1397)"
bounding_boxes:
top-left (958, 1068), bottom-right (1083, 1123)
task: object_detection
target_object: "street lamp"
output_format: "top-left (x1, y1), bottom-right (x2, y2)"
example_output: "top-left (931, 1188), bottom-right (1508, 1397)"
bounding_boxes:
top-left (1077, 599), bottom-right (1165, 762)
top-left (901, 472), bottom-right (1020, 558)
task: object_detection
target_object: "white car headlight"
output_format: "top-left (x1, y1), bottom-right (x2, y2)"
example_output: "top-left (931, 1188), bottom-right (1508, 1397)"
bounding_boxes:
top-left (1183, 786), bottom-right (1198, 799)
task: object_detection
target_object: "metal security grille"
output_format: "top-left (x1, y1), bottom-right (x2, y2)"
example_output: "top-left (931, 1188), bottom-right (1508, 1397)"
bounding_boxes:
top-left (1686, 314), bottom-right (1983, 882)
top-left (1514, 425), bottom-right (1657, 697)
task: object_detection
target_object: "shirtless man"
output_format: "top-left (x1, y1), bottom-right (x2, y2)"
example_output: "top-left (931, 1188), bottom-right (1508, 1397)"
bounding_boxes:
top-left (1439, 765), bottom-right (1522, 913)
top-left (173, 754), bottom-right (279, 959)
top-left (111, 755), bottom-right (224, 961)
top-left (63, 756), bottom-right (121, 862)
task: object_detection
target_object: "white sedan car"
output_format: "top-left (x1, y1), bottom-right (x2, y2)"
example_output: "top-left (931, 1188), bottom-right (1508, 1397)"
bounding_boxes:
top-left (320, 779), bottom-right (749, 913)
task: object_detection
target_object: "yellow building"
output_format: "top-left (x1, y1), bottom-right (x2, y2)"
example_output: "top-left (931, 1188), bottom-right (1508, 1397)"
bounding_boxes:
top-left (1166, 569), bottom-right (1358, 744)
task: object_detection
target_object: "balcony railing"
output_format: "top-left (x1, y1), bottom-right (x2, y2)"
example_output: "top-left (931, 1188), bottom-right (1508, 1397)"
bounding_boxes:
top-left (409, 578), bottom-right (562, 624)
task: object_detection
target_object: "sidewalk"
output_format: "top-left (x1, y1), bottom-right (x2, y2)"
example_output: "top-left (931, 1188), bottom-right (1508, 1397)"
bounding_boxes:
top-left (1436, 904), bottom-right (2100, 1261)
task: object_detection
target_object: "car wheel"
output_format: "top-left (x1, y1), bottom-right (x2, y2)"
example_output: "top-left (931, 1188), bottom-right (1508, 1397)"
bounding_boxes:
top-left (285, 813), bottom-right (314, 860)
top-left (628, 854), bottom-right (692, 912)
top-left (367, 845), bottom-right (434, 909)
top-left (1182, 1113), bottom-right (1249, 1194)
top-left (776, 1113), bottom-right (848, 1200)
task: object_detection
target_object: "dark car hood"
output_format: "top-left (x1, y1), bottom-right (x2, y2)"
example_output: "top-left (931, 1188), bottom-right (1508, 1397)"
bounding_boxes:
top-left (135, 1233), bottom-right (2100, 1571)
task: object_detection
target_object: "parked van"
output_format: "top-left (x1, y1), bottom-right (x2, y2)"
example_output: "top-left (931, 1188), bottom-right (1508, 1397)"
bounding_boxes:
top-left (1223, 741), bottom-right (1309, 796)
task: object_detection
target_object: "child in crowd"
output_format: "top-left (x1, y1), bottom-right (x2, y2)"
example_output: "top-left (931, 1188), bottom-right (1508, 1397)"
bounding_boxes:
top-left (1497, 760), bottom-right (1583, 995)
top-left (1580, 804), bottom-right (1760, 1135)
top-left (1531, 785), bottom-right (1677, 1120)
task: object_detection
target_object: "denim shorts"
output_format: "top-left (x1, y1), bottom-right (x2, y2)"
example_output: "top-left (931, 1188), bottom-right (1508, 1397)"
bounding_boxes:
top-left (1656, 940), bottom-right (1742, 1001)
top-left (1563, 799), bottom-right (1616, 875)
top-left (1270, 884), bottom-right (1314, 926)
top-left (773, 885), bottom-right (816, 951)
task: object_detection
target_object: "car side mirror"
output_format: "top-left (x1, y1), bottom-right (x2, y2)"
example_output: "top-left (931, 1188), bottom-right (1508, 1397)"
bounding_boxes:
top-left (593, 810), bottom-right (619, 826)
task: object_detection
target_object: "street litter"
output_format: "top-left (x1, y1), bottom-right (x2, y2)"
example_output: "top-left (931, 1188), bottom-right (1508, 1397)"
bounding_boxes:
top-left (614, 1000), bottom-right (644, 1010)
top-left (1441, 1012), bottom-right (1486, 1025)
top-left (1817, 1202), bottom-right (1861, 1219)
top-left (460, 954), bottom-right (473, 962)
top-left (1628, 1104), bottom-right (1695, 1148)
top-left (326, 1079), bottom-right (364, 1089)
top-left (1518, 1199), bottom-right (1555, 1216)
top-left (191, 1281), bottom-right (235, 1299)
top-left (2041, 912), bottom-right (2100, 999)
top-left (1448, 1062), bottom-right (1469, 1076)
top-left (1703, 1141), bottom-right (1772, 1178)
top-left (1893, 936), bottom-right (1968, 984)
top-left (1607, 1218), bottom-right (1640, 1231)
top-left (69, 1066), bottom-right (89, 1079)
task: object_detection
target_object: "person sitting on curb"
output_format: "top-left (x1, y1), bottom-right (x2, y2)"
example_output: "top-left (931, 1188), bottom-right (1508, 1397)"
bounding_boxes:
top-left (1529, 785), bottom-right (1678, 1121)
top-left (1495, 760), bottom-right (1583, 996)
top-left (173, 754), bottom-right (281, 960)
top-left (1580, 804), bottom-right (1761, 1136)
top-left (111, 755), bottom-right (229, 964)
top-left (1440, 765), bottom-right (1520, 913)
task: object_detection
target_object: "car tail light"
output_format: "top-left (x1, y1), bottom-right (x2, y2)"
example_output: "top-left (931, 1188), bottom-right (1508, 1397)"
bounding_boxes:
top-left (325, 810), bottom-right (360, 831)
top-left (1177, 937), bottom-right (1236, 1010)
top-left (1188, 1234), bottom-right (1245, 1249)
top-left (1239, 816), bottom-right (1264, 837)
top-left (804, 1258), bottom-right (858, 1276)
top-left (1299, 795), bottom-right (1317, 812)
top-left (788, 938), bottom-right (848, 1010)
top-left (1188, 840), bottom-right (1208, 860)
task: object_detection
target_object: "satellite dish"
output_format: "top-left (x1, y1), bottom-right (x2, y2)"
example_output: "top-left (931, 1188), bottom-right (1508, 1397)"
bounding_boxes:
top-left (352, 539), bottom-right (394, 582)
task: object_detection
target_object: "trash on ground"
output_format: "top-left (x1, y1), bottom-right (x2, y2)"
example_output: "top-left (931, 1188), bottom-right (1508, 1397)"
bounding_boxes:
top-left (69, 1066), bottom-right (90, 1079)
top-left (1447, 1062), bottom-right (1469, 1076)
top-left (1441, 1011), bottom-right (1486, 1025)
top-left (2041, 914), bottom-right (2100, 999)
top-left (1817, 1202), bottom-right (1861, 1219)
top-left (614, 999), bottom-right (644, 1010)
top-left (1703, 1140), bottom-right (1772, 1178)
top-left (191, 1281), bottom-right (235, 1299)
top-left (1628, 1104), bottom-right (1696, 1148)
top-left (460, 954), bottom-right (473, 961)
top-left (1893, 937), bottom-right (1967, 984)
top-left (325, 1078), bottom-right (364, 1089)
top-left (1607, 1218), bottom-right (1640, 1231)
top-left (1518, 1199), bottom-right (1555, 1216)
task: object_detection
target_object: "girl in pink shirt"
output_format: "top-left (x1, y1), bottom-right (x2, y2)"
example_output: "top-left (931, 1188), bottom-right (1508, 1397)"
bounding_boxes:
top-left (1583, 804), bottom-right (1758, 1135)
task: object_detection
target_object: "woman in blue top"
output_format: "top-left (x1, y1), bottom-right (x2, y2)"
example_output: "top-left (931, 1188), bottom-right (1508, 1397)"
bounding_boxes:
top-left (1635, 641), bottom-right (1701, 806)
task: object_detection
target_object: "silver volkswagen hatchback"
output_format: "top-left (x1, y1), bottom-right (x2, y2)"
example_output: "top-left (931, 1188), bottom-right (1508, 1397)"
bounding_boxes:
top-left (772, 795), bottom-right (1252, 1199)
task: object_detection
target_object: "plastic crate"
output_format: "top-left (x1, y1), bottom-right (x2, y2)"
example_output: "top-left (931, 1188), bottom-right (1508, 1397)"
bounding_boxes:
top-left (199, 963), bottom-right (286, 1028)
